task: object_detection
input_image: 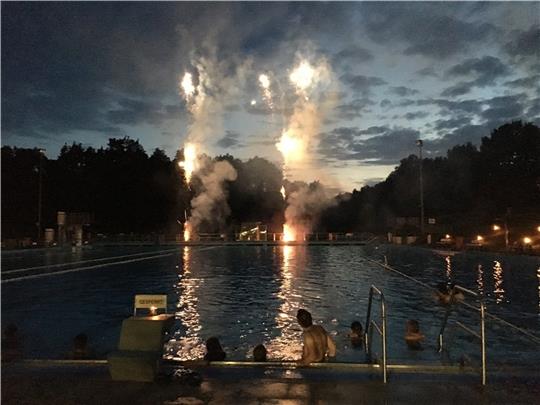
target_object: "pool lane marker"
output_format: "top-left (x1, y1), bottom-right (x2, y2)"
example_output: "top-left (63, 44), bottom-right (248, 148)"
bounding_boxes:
top-left (3, 245), bottom-right (221, 275)
top-left (2, 249), bottom-right (180, 275)
top-left (1, 246), bottom-right (221, 284)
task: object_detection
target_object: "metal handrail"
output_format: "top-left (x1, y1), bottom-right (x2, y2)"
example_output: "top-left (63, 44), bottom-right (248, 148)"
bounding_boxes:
top-left (364, 284), bottom-right (388, 383)
top-left (437, 285), bottom-right (487, 386)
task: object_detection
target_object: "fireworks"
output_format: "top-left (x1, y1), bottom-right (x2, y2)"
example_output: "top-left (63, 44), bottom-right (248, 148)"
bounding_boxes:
top-left (180, 72), bottom-right (196, 101)
top-left (258, 73), bottom-right (273, 109)
top-left (179, 143), bottom-right (197, 185)
top-left (289, 61), bottom-right (315, 93)
top-left (280, 186), bottom-right (286, 200)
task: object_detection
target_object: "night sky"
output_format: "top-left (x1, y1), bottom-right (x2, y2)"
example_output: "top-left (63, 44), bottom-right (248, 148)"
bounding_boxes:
top-left (2, 2), bottom-right (539, 190)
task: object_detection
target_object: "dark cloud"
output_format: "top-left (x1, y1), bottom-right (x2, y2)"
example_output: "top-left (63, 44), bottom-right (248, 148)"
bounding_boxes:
top-left (359, 126), bottom-right (389, 135)
top-left (333, 45), bottom-right (374, 66)
top-left (446, 56), bottom-right (510, 86)
top-left (107, 98), bottom-right (183, 126)
top-left (335, 98), bottom-right (375, 120)
top-left (441, 82), bottom-right (475, 97)
top-left (416, 67), bottom-right (439, 77)
top-left (340, 74), bottom-right (387, 96)
top-left (504, 75), bottom-right (540, 89)
top-left (359, 3), bottom-right (496, 58)
top-left (216, 130), bottom-right (244, 149)
top-left (380, 99), bottom-right (392, 108)
top-left (505, 25), bottom-right (540, 58)
top-left (433, 116), bottom-right (472, 131)
top-left (481, 94), bottom-right (525, 122)
top-left (526, 98), bottom-right (540, 118)
top-left (318, 126), bottom-right (420, 165)
top-left (389, 86), bottom-right (419, 97)
top-left (404, 111), bottom-right (429, 120)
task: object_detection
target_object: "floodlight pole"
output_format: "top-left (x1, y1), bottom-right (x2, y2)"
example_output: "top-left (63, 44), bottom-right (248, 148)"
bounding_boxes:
top-left (416, 140), bottom-right (425, 238)
top-left (37, 149), bottom-right (45, 244)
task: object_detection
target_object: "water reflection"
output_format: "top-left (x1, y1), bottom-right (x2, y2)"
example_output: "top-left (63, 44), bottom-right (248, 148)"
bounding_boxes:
top-left (165, 246), bottom-right (205, 360)
top-left (445, 255), bottom-right (452, 281)
top-left (537, 267), bottom-right (540, 314)
top-left (493, 260), bottom-right (505, 304)
top-left (476, 264), bottom-right (484, 296)
top-left (266, 245), bottom-right (304, 360)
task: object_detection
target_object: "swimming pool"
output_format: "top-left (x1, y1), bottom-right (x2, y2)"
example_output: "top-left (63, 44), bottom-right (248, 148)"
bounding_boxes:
top-left (2, 244), bottom-right (539, 367)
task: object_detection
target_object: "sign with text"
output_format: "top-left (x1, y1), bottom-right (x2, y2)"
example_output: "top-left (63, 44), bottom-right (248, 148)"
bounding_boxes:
top-left (134, 294), bottom-right (167, 310)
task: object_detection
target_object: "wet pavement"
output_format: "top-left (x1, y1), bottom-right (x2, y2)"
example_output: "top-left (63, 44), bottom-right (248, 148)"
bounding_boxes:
top-left (2, 362), bottom-right (539, 404)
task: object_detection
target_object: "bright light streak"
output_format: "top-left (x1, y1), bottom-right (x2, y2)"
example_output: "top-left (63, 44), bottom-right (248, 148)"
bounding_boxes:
top-left (180, 72), bottom-right (195, 100)
top-left (523, 237), bottom-right (532, 244)
top-left (280, 186), bottom-right (286, 200)
top-left (290, 61), bottom-right (315, 92)
top-left (276, 131), bottom-right (302, 162)
top-left (283, 224), bottom-right (295, 242)
top-left (259, 74), bottom-right (270, 89)
top-left (445, 234), bottom-right (451, 239)
top-left (477, 235), bottom-right (484, 241)
top-left (179, 143), bottom-right (197, 184)
top-left (492, 225), bottom-right (501, 231)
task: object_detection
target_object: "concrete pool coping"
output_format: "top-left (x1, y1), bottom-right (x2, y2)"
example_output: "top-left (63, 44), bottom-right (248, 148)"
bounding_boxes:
top-left (2, 360), bottom-right (540, 405)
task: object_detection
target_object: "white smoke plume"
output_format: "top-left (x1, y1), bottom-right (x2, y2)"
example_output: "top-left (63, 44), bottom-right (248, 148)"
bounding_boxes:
top-left (283, 182), bottom-right (336, 240)
top-left (186, 159), bottom-right (237, 237)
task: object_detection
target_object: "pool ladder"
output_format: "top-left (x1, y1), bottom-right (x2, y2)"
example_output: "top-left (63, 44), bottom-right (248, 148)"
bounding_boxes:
top-left (364, 284), bottom-right (388, 383)
top-left (437, 285), bottom-right (487, 386)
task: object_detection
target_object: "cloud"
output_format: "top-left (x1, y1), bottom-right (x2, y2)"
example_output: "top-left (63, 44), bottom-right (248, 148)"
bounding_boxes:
top-left (107, 98), bottom-right (184, 125)
top-left (416, 67), bottom-right (439, 77)
top-left (504, 75), bottom-right (540, 89)
top-left (441, 82), bottom-right (475, 97)
top-left (446, 56), bottom-right (510, 86)
top-left (215, 130), bottom-right (244, 148)
top-left (333, 45), bottom-right (374, 67)
top-left (404, 111), bottom-right (429, 120)
top-left (505, 25), bottom-right (540, 58)
top-left (433, 116), bottom-right (472, 131)
top-left (359, 3), bottom-right (496, 58)
top-left (340, 73), bottom-right (387, 96)
top-left (335, 98), bottom-right (375, 120)
top-left (480, 94), bottom-right (525, 122)
top-left (389, 86), bottom-right (419, 97)
top-left (318, 126), bottom-right (421, 165)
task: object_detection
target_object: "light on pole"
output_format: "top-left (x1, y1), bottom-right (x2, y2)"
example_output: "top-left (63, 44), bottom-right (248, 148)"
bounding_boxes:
top-left (416, 139), bottom-right (425, 237)
top-left (37, 148), bottom-right (45, 244)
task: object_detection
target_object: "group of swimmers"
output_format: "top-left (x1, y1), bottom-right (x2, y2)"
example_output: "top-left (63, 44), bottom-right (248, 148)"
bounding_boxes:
top-left (3, 282), bottom-right (463, 363)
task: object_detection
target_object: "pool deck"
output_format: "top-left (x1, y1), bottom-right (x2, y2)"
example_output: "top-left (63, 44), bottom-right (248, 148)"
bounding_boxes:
top-left (2, 361), bottom-right (539, 404)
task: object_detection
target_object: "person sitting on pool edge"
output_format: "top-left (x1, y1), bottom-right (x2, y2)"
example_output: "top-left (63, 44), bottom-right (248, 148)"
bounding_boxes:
top-left (204, 337), bottom-right (226, 361)
top-left (69, 333), bottom-right (95, 360)
top-left (253, 344), bottom-right (267, 362)
top-left (405, 319), bottom-right (425, 350)
top-left (296, 309), bottom-right (336, 365)
top-left (349, 321), bottom-right (363, 348)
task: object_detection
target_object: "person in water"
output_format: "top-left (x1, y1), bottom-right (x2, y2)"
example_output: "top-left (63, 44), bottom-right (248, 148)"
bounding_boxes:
top-left (296, 309), bottom-right (336, 365)
top-left (349, 321), bottom-right (363, 348)
top-left (253, 344), bottom-right (267, 362)
top-left (405, 319), bottom-right (425, 350)
top-left (204, 337), bottom-right (226, 361)
top-left (436, 282), bottom-right (465, 305)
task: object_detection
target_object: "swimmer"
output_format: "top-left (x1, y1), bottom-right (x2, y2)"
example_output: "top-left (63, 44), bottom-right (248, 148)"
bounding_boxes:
top-left (349, 321), bottom-right (363, 348)
top-left (405, 319), bottom-right (425, 350)
top-left (253, 344), bottom-right (267, 362)
top-left (203, 337), bottom-right (226, 361)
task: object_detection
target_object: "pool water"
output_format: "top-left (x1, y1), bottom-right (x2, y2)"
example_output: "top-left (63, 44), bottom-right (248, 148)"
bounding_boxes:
top-left (2, 244), bottom-right (539, 367)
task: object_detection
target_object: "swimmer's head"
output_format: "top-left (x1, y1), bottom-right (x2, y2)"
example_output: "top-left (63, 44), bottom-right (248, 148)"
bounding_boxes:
top-left (296, 309), bottom-right (313, 328)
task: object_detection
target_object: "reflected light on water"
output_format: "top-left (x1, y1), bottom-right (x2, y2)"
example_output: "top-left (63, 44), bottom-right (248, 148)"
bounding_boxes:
top-left (445, 256), bottom-right (452, 280)
top-left (493, 260), bottom-right (505, 304)
top-left (266, 245), bottom-right (303, 360)
top-left (476, 264), bottom-right (484, 296)
top-left (165, 246), bottom-right (205, 360)
top-left (537, 267), bottom-right (540, 314)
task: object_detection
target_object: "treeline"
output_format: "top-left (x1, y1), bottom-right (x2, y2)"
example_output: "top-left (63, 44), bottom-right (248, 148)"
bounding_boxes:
top-left (2, 121), bottom-right (539, 239)
top-left (321, 121), bottom-right (540, 235)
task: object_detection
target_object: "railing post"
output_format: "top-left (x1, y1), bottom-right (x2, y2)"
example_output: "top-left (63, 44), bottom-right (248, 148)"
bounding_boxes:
top-left (381, 293), bottom-right (387, 383)
top-left (480, 301), bottom-right (487, 386)
top-left (365, 288), bottom-right (373, 355)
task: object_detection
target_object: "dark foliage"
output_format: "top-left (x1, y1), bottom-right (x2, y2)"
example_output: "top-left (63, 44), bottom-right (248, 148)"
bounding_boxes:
top-left (2, 122), bottom-right (539, 239)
